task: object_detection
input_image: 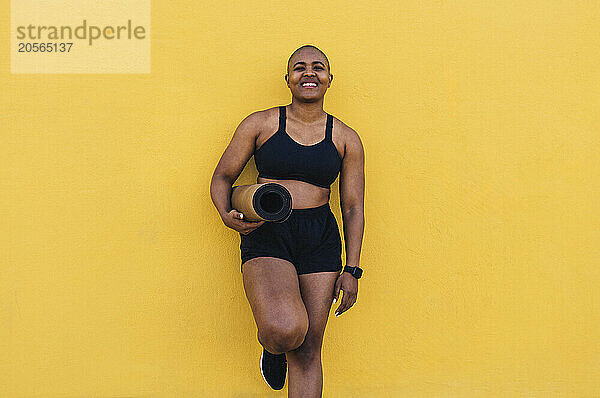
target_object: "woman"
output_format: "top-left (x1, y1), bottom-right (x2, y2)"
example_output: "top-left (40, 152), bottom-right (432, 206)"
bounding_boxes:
top-left (210, 45), bottom-right (365, 397)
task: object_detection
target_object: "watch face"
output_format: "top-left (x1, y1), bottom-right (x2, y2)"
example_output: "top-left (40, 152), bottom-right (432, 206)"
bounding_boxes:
top-left (345, 266), bottom-right (362, 278)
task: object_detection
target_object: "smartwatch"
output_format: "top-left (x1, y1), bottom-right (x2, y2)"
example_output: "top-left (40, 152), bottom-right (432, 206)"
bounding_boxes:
top-left (343, 265), bottom-right (363, 279)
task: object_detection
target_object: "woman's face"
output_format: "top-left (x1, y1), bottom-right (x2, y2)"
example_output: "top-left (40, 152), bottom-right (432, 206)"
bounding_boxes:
top-left (286, 48), bottom-right (332, 102)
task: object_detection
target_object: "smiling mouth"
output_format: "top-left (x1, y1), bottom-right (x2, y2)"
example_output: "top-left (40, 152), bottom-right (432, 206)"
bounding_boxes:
top-left (301, 82), bottom-right (318, 88)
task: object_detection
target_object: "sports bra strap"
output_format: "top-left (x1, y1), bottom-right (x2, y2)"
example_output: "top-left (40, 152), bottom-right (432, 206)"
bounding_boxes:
top-left (325, 113), bottom-right (333, 141)
top-left (278, 106), bottom-right (286, 132)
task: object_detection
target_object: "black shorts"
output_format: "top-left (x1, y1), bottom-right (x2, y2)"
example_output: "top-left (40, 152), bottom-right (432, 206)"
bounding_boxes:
top-left (239, 203), bottom-right (343, 275)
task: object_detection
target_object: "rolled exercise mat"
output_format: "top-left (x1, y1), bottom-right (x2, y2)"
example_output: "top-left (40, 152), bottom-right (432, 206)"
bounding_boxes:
top-left (231, 183), bottom-right (292, 222)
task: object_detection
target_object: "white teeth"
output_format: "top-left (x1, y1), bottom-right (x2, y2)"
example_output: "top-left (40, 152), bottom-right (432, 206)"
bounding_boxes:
top-left (302, 83), bottom-right (317, 87)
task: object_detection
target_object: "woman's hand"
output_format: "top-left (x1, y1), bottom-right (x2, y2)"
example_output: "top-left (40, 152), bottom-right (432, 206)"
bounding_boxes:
top-left (332, 272), bottom-right (358, 317)
top-left (221, 209), bottom-right (265, 235)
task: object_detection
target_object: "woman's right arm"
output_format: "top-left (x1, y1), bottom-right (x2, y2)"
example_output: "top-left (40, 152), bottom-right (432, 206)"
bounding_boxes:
top-left (210, 111), bottom-right (266, 234)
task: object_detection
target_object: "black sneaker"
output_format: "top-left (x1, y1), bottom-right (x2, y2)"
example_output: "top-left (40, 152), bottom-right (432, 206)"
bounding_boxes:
top-left (260, 348), bottom-right (287, 390)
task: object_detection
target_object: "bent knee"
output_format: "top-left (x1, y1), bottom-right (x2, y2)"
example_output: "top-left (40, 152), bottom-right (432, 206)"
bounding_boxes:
top-left (259, 319), bottom-right (309, 353)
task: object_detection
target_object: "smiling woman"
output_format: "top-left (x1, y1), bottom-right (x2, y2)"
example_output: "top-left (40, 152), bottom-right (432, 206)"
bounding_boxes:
top-left (286, 45), bottom-right (332, 102)
top-left (210, 44), bottom-right (365, 397)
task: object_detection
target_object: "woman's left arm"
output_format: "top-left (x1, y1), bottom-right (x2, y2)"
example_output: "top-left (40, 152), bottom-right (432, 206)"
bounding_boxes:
top-left (333, 127), bottom-right (365, 317)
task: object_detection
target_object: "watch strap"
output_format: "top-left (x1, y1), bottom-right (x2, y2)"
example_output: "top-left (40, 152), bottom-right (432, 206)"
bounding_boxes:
top-left (343, 265), bottom-right (363, 279)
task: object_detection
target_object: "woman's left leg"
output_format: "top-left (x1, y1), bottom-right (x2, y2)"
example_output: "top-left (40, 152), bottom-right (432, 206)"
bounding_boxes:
top-left (286, 271), bottom-right (339, 398)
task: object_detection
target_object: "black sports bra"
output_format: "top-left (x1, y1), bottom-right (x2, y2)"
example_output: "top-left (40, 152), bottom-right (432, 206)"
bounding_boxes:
top-left (254, 106), bottom-right (342, 189)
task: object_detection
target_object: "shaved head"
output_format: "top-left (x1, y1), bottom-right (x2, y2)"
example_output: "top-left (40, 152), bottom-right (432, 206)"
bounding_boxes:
top-left (286, 45), bottom-right (330, 74)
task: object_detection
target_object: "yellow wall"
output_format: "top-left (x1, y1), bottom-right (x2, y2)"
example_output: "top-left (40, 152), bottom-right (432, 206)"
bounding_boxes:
top-left (2, 1), bottom-right (599, 396)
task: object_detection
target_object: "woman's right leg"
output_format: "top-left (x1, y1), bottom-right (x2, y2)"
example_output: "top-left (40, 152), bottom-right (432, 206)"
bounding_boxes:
top-left (242, 256), bottom-right (309, 354)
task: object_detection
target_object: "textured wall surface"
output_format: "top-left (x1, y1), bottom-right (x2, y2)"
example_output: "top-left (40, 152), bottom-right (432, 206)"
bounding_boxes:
top-left (2, 1), bottom-right (600, 397)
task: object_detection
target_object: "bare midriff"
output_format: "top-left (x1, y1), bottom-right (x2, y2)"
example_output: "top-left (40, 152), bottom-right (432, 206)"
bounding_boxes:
top-left (257, 177), bottom-right (330, 209)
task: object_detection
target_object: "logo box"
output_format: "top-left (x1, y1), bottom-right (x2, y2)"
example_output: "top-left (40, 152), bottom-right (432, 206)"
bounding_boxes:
top-left (11, 0), bottom-right (151, 74)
